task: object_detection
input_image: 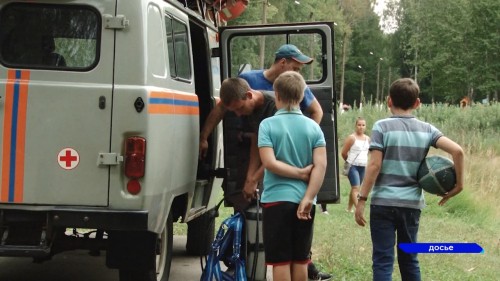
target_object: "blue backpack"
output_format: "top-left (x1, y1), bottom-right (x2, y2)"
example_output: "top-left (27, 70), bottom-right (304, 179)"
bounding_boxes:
top-left (200, 212), bottom-right (247, 281)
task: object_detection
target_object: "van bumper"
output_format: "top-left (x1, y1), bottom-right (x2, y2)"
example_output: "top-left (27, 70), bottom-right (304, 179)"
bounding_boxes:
top-left (0, 207), bottom-right (149, 231)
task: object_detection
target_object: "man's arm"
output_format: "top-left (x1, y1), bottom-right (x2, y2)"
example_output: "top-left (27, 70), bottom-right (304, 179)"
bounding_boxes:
top-left (355, 150), bottom-right (382, 226)
top-left (199, 103), bottom-right (226, 159)
top-left (435, 136), bottom-right (465, 205)
top-left (306, 98), bottom-right (323, 124)
top-left (297, 146), bottom-right (327, 220)
top-left (242, 134), bottom-right (262, 200)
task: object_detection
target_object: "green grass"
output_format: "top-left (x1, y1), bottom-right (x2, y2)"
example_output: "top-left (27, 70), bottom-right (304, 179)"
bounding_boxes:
top-left (311, 177), bottom-right (500, 281)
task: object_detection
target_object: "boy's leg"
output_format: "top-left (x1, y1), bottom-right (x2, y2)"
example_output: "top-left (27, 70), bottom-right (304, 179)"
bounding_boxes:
top-left (291, 262), bottom-right (308, 281)
top-left (396, 208), bottom-right (421, 281)
top-left (370, 205), bottom-right (396, 281)
top-left (273, 264), bottom-right (292, 281)
top-left (263, 202), bottom-right (295, 280)
top-left (320, 203), bottom-right (328, 214)
top-left (293, 205), bottom-right (316, 280)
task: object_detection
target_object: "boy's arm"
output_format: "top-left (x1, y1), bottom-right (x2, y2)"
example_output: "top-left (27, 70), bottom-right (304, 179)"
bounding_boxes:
top-left (435, 136), bottom-right (465, 205)
top-left (258, 147), bottom-right (313, 182)
top-left (199, 103), bottom-right (226, 159)
top-left (355, 150), bottom-right (383, 227)
top-left (297, 146), bottom-right (327, 220)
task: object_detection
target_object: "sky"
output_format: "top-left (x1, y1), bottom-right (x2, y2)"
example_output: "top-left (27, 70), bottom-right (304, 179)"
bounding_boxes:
top-left (373, 0), bottom-right (386, 15)
top-left (373, 0), bottom-right (398, 33)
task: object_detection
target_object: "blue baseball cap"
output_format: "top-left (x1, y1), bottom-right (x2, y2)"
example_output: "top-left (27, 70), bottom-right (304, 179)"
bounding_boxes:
top-left (275, 44), bottom-right (313, 64)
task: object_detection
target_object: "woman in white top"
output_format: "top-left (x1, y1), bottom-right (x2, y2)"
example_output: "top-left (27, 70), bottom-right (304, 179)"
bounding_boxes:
top-left (341, 117), bottom-right (370, 212)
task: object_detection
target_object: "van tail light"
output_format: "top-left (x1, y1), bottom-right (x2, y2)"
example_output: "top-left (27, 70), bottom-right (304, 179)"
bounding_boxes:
top-left (124, 137), bottom-right (146, 179)
top-left (127, 179), bottom-right (141, 195)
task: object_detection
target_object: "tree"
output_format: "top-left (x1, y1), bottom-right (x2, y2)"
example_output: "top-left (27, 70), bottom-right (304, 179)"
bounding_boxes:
top-left (387, 0), bottom-right (500, 103)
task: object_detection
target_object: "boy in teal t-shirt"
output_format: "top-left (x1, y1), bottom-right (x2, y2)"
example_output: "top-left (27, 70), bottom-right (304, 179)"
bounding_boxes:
top-left (258, 71), bottom-right (326, 281)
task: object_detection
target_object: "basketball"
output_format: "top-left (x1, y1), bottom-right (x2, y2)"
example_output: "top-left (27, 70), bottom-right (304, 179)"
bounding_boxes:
top-left (417, 155), bottom-right (456, 195)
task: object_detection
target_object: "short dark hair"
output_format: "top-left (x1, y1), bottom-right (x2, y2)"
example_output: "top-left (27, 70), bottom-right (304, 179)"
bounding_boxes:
top-left (389, 78), bottom-right (419, 110)
top-left (220, 77), bottom-right (251, 106)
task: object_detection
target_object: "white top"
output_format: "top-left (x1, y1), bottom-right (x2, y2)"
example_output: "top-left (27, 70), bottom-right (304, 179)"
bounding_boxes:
top-left (346, 137), bottom-right (369, 166)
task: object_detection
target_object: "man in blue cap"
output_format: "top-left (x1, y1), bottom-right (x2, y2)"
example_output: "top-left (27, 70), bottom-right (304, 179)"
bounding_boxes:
top-left (239, 44), bottom-right (323, 124)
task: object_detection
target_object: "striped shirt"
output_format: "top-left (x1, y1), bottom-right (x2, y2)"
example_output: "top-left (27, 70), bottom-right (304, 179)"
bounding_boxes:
top-left (369, 115), bottom-right (443, 209)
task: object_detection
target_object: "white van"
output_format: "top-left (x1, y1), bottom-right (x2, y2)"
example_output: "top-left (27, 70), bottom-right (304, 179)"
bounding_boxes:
top-left (0, 0), bottom-right (339, 280)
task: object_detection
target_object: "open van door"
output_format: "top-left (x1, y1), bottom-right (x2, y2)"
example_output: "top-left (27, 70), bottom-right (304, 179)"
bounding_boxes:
top-left (219, 22), bottom-right (340, 205)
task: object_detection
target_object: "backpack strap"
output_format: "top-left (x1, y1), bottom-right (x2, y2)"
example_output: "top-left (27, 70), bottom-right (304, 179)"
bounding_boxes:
top-left (201, 213), bottom-right (247, 281)
top-left (230, 214), bottom-right (247, 281)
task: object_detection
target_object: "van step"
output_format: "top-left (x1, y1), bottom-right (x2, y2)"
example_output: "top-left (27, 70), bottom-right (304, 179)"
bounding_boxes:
top-left (0, 227), bottom-right (51, 257)
top-left (0, 244), bottom-right (51, 257)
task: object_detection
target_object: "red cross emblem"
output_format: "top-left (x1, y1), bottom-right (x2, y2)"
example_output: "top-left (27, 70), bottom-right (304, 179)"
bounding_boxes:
top-left (58, 148), bottom-right (80, 170)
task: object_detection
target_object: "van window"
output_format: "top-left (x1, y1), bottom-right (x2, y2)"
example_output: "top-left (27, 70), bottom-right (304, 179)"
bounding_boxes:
top-left (0, 3), bottom-right (100, 70)
top-left (165, 15), bottom-right (191, 81)
top-left (228, 32), bottom-right (325, 83)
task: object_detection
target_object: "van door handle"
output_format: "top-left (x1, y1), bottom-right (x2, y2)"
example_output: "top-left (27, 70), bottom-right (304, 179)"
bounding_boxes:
top-left (99, 96), bottom-right (106, 109)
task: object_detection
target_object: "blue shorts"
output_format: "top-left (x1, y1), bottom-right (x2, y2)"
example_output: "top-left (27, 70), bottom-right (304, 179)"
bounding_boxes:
top-left (348, 165), bottom-right (365, 186)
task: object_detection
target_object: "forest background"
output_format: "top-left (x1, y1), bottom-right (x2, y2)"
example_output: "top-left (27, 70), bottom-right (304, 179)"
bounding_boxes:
top-left (225, 0), bottom-right (499, 107)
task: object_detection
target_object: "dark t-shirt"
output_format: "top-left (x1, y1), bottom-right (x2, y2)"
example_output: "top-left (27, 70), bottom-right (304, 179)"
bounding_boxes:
top-left (242, 91), bottom-right (277, 133)
top-left (224, 91), bottom-right (277, 212)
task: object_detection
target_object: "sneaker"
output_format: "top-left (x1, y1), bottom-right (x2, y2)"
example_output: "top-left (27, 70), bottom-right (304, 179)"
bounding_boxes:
top-left (322, 211), bottom-right (329, 215)
top-left (308, 262), bottom-right (332, 281)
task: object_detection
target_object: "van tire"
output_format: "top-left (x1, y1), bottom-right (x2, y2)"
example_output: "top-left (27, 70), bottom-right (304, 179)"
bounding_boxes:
top-left (186, 211), bottom-right (215, 256)
top-left (118, 212), bottom-right (173, 281)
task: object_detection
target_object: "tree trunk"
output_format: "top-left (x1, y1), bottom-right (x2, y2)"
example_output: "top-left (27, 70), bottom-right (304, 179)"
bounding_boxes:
top-left (339, 32), bottom-right (348, 110)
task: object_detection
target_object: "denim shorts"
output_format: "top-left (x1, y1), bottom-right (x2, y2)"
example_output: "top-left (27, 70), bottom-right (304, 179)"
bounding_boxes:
top-left (348, 165), bottom-right (365, 186)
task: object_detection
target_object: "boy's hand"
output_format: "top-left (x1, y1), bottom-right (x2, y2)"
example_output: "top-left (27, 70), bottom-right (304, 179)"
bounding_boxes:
top-left (298, 165), bottom-right (313, 182)
top-left (438, 184), bottom-right (463, 206)
top-left (355, 201), bottom-right (367, 226)
top-left (297, 198), bottom-right (313, 220)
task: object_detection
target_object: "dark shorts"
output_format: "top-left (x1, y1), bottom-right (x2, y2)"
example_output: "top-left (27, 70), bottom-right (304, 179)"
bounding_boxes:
top-left (262, 201), bottom-right (315, 265)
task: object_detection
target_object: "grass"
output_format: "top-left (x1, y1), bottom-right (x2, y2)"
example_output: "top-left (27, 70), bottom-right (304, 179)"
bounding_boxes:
top-left (175, 103), bottom-right (500, 280)
top-left (312, 177), bottom-right (500, 281)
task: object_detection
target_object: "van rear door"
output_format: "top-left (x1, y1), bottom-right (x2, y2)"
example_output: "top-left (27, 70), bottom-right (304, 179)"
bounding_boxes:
top-left (219, 23), bottom-right (340, 204)
top-left (0, 1), bottom-right (115, 206)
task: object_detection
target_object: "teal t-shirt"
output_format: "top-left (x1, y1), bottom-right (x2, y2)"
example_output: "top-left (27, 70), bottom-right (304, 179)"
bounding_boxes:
top-left (257, 108), bottom-right (326, 204)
